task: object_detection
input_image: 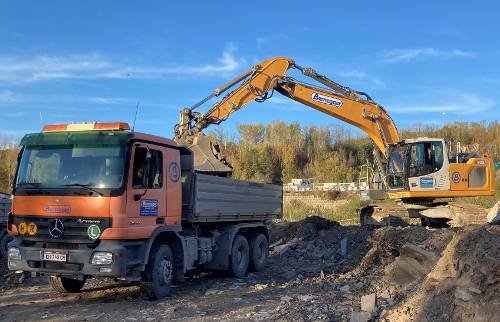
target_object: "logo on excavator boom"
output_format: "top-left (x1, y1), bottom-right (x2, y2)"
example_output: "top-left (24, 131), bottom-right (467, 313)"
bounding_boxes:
top-left (311, 93), bottom-right (342, 107)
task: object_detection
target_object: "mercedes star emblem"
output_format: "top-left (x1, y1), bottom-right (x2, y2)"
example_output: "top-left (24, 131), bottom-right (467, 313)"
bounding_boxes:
top-left (48, 219), bottom-right (64, 239)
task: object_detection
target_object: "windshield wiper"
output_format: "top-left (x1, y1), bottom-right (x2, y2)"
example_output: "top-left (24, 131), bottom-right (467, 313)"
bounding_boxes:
top-left (61, 184), bottom-right (104, 196)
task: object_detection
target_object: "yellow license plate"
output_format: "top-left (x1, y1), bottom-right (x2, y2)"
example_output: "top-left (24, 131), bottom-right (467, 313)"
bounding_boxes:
top-left (41, 251), bottom-right (67, 262)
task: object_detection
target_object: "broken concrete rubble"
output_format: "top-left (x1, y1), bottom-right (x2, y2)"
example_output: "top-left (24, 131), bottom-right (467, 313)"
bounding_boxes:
top-left (487, 201), bottom-right (500, 224)
top-left (360, 293), bottom-right (376, 313)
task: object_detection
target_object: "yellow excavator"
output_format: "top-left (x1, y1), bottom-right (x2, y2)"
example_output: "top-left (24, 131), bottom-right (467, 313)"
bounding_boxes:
top-left (174, 57), bottom-right (496, 227)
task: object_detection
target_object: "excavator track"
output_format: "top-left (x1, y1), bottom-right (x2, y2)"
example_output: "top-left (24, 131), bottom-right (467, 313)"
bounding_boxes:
top-left (360, 204), bottom-right (415, 227)
top-left (360, 202), bottom-right (488, 227)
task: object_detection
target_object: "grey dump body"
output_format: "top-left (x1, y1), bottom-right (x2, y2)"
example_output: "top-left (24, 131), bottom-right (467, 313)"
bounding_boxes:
top-left (184, 174), bottom-right (282, 222)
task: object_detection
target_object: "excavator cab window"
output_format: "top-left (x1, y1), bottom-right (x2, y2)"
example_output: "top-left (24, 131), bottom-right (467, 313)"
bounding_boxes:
top-left (408, 141), bottom-right (444, 178)
top-left (386, 146), bottom-right (406, 189)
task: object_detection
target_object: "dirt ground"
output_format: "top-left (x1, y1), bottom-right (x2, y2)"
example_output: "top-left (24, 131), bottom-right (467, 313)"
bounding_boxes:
top-left (0, 217), bottom-right (499, 322)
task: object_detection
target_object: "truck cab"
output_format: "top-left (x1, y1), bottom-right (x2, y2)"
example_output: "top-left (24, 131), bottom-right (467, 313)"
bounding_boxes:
top-left (7, 122), bottom-right (282, 299)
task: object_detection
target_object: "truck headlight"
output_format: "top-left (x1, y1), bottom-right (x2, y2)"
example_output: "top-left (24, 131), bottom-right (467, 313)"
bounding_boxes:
top-left (91, 252), bottom-right (113, 265)
top-left (8, 247), bottom-right (21, 261)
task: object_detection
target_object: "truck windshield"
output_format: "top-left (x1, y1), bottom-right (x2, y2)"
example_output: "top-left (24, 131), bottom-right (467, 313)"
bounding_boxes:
top-left (16, 144), bottom-right (126, 190)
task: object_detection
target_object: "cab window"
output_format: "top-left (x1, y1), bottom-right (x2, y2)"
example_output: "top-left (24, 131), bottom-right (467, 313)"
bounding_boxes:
top-left (409, 142), bottom-right (444, 177)
top-left (132, 147), bottom-right (163, 189)
top-left (387, 146), bottom-right (405, 189)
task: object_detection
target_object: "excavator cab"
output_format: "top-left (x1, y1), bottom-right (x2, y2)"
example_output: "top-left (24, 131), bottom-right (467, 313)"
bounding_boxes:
top-left (386, 138), bottom-right (450, 193)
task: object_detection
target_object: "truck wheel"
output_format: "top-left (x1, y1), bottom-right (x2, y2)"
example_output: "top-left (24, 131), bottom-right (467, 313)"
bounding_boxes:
top-left (229, 235), bottom-right (249, 277)
top-left (248, 233), bottom-right (268, 272)
top-left (48, 276), bottom-right (86, 293)
top-left (141, 244), bottom-right (173, 300)
top-left (0, 232), bottom-right (13, 258)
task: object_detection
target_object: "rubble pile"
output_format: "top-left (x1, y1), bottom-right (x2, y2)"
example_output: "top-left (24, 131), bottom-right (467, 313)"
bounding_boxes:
top-left (269, 219), bottom-right (499, 321)
top-left (270, 216), bottom-right (373, 277)
top-left (383, 225), bottom-right (500, 322)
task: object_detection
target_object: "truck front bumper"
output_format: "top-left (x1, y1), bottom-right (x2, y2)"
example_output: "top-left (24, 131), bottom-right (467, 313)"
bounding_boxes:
top-left (7, 238), bottom-right (146, 279)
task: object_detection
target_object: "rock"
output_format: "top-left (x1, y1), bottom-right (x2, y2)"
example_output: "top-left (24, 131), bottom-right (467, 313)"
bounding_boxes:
top-left (228, 282), bottom-right (247, 289)
top-left (280, 295), bottom-right (292, 302)
top-left (204, 288), bottom-right (223, 296)
top-left (253, 284), bottom-right (268, 291)
top-left (455, 287), bottom-right (473, 301)
top-left (299, 294), bottom-right (316, 301)
top-left (487, 201), bottom-right (500, 224)
top-left (468, 286), bottom-right (481, 294)
top-left (350, 310), bottom-right (371, 322)
top-left (361, 293), bottom-right (377, 313)
top-left (340, 285), bottom-right (351, 293)
top-left (340, 237), bottom-right (348, 256)
top-left (270, 239), bottom-right (283, 248)
top-left (274, 243), bottom-right (292, 256)
top-left (386, 243), bottom-right (437, 285)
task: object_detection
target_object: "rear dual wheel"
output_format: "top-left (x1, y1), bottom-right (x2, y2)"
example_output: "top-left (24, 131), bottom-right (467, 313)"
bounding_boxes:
top-left (230, 233), bottom-right (269, 277)
top-left (248, 234), bottom-right (268, 272)
top-left (229, 235), bottom-right (250, 277)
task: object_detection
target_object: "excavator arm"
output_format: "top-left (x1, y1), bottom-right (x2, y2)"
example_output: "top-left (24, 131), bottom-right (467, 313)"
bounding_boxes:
top-left (174, 57), bottom-right (400, 173)
top-left (174, 57), bottom-right (294, 143)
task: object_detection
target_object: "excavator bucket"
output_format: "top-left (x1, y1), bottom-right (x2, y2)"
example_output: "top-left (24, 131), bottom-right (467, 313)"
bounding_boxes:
top-left (183, 134), bottom-right (233, 175)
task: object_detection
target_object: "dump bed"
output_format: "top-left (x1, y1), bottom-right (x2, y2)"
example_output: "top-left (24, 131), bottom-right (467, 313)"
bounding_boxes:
top-left (182, 173), bottom-right (282, 223)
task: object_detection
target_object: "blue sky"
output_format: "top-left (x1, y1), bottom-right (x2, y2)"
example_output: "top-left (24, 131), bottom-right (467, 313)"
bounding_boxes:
top-left (0, 1), bottom-right (499, 140)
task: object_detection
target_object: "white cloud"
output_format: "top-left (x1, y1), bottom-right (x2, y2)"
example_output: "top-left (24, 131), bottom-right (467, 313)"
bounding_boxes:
top-left (337, 70), bottom-right (368, 79)
top-left (0, 45), bottom-right (243, 83)
top-left (0, 90), bottom-right (18, 103)
top-left (0, 91), bottom-right (131, 107)
top-left (337, 69), bottom-right (385, 87)
top-left (381, 48), bottom-right (473, 63)
top-left (389, 93), bottom-right (495, 115)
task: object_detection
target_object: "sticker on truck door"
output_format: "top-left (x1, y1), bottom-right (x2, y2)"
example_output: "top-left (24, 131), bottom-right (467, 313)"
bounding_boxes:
top-left (140, 199), bottom-right (158, 216)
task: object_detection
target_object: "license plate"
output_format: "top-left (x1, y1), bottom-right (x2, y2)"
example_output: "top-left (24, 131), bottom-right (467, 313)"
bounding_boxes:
top-left (41, 251), bottom-right (67, 262)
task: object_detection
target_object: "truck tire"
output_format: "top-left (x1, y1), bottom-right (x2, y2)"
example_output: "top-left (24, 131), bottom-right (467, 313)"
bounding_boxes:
top-left (248, 233), bottom-right (268, 272)
top-left (229, 235), bottom-right (249, 277)
top-left (0, 232), bottom-right (13, 258)
top-left (48, 276), bottom-right (86, 293)
top-left (141, 244), bottom-right (174, 300)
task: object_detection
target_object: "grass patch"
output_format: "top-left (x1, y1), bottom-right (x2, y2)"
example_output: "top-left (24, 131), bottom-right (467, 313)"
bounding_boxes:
top-left (283, 195), bottom-right (367, 223)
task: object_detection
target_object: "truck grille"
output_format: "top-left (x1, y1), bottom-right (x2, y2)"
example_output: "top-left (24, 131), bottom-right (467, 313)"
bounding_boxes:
top-left (13, 216), bottom-right (111, 243)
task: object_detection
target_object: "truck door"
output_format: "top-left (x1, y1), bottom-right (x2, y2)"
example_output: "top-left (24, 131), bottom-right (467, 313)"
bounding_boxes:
top-left (126, 144), bottom-right (167, 234)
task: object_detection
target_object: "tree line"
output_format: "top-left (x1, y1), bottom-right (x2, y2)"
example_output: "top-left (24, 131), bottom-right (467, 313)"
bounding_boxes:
top-left (210, 120), bottom-right (500, 183)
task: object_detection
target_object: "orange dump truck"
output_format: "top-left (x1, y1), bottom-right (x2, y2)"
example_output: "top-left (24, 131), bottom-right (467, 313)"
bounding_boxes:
top-left (7, 122), bottom-right (282, 299)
